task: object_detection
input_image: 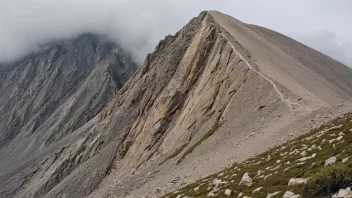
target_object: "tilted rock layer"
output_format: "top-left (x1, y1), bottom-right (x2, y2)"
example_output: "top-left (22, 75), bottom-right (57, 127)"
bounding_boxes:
top-left (1, 11), bottom-right (352, 198)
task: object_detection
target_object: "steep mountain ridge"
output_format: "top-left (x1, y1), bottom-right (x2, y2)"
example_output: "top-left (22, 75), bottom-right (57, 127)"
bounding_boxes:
top-left (0, 33), bottom-right (137, 180)
top-left (1, 11), bottom-right (352, 198)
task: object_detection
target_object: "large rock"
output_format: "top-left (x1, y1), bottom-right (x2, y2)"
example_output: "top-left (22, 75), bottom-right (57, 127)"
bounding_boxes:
top-left (288, 178), bottom-right (308, 185)
top-left (334, 187), bottom-right (352, 198)
top-left (224, 189), bottom-right (232, 196)
top-left (283, 191), bottom-right (300, 198)
top-left (239, 173), bottom-right (253, 187)
top-left (325, 157), bottom-right (337, 166)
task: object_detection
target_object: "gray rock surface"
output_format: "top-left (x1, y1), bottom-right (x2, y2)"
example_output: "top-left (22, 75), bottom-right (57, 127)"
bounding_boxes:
top-left (0, 33), bottom-right (137, 197)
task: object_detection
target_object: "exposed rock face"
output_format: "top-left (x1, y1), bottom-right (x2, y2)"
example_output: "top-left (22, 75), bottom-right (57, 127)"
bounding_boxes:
top-left (0, 34), bottom-right (137, 197)
top-left (2, 10), bottom-right (352, 198)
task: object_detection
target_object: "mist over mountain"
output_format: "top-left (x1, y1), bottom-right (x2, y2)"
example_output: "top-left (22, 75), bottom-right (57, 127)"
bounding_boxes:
top-left (0, 0), bottom-right (351, 66)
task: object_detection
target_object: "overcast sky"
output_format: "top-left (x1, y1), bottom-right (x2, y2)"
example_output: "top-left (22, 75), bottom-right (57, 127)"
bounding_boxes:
top-left (0, 0), bottom-right (351, 67)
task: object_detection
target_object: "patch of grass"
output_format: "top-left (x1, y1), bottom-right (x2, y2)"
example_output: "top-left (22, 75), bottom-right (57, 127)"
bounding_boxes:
top-left (302, 162), bottom-right (352, 197)
top-left (159, 143), bottom-right (189, 165)
top-left (163, 113), bottom-right (352, 198)
top-left (177, 123), bottom-right (224, 164)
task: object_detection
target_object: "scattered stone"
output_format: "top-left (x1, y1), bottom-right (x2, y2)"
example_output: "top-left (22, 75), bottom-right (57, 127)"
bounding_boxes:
top-left (194, 186), bottom-right (199, 191)
top-left (297, 157), bottom-right (308, 162)
top-left (276, 160), bottom-right (281, 163)
top-left (252, 187), bottom-right (263, 194)
top-left (334, 187), bottom-right (352, 198)
top-left (256, 170), bottom-right (263, 176)
top-left (343, 157), bottom-right (349, 163)
top-left (207, 192), bottom-right (215, 197)
top-left (339, 132), bottom-right (345, 136)
top-left (329, 139), bottom-right (337, 144)
top-left (264, 174), bottom-right (273, 180)
top-left (337, 136), bottom-right (344, 141)
top-left (239, 173), bottom-right (253, 187)
top-left (266, 191), bottom-right (280, 198)
top-left (288, 178), bottom-right (307, 185)
top-left (300, 151), bottom-right (307, 157)
top-left (325, 157), bottom-right (337, 166)
top-left (290, 195), bottom-right (300, 198)
top-left (224, 189), bottom-right (232, 196)
top-left (238, 192), bottom-right (243, 197)
top-left (283, 191), bottom-right (296, 198)
top-left (212, 178), bottom-right (222, 187)
top-left (243, 196), bottom-right (251, 198)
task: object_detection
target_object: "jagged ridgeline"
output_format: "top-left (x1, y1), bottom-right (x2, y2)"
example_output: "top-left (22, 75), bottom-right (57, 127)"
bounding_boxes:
top-left (1, 10), bottom-right (352, 198)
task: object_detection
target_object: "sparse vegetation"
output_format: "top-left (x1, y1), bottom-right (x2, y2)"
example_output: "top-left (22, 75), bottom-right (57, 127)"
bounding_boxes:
top-left (302, 162), bottom-right (352, 197)
top-left (160, 143), bottom-right (189, 165)
top-left (163, 113), bottom-right (352, 198)
top-left (177, 123), bottom-right (223, 164)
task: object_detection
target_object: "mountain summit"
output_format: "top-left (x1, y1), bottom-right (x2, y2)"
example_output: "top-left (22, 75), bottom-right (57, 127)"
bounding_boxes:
top-left (1, 11), bottom-right (352, 198)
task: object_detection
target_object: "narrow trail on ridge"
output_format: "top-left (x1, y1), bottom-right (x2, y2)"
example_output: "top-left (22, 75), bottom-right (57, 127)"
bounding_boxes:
top-left (221, 32), bottom-right (328, 112)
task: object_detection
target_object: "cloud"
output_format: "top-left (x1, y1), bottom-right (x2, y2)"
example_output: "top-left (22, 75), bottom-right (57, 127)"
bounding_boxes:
top-left (0, 0), bottom-right (351, 67)
top-left (0, 0), bottom-right (210, 64)
top-left (292, 32), bottom-right (352, 67)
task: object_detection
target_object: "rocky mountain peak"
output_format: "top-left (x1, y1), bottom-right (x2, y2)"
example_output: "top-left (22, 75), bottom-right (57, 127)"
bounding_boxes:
top-left (1, 11), bottom-right (352, 198)
top-left (0, 33), bottom-right (137, 176)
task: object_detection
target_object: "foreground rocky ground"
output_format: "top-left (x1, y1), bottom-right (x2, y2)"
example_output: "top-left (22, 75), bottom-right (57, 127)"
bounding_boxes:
top-left (162, 113), bottom-right (352, 198)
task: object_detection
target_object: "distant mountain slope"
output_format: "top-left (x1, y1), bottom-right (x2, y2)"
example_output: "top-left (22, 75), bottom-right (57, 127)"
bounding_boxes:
top-left (0, 33), bottom-right (137, 175)
top-left (1, 11), bottom-right (352, 198)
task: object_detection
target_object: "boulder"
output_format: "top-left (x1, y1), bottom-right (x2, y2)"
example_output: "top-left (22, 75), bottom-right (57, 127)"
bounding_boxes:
top-left (288, 178), bottom-right (307, 185)
top-left (239, 173), bottom-right (253, 187)
top-left (337, 187), bottom-right (352, 198)
top-left (283, 191), bottom-right (300, 198)
top-left (300, 151), bottom-right (307, 157)
top-left (212, 178), bottom-right (222, 187)
top-left (224, 189), bottom-right (232, 196)
top-left (325, 157), bottom-right (337, 166)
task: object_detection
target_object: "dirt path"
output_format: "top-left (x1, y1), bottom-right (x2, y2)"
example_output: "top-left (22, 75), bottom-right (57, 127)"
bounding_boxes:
top-left (222, 33), bottom-right (318, 112)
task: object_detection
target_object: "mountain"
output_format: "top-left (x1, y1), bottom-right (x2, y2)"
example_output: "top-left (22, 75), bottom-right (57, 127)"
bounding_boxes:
top-left (0, 33), bottom-right (137, 192)
top-left (1, 11), bottom-right (352, 198)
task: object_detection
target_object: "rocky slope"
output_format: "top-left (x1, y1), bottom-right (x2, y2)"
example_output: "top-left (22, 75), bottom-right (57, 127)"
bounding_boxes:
top-left (1, 11), bottom-right (352, 198)
top-left (163, 112), bottom-right (352, 198)
top-left (0, 33), bottom-right (137, 196)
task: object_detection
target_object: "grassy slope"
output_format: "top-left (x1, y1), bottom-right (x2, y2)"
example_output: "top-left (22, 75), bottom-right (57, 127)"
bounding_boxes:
top-left (163, 113), bottom-right (352, 198)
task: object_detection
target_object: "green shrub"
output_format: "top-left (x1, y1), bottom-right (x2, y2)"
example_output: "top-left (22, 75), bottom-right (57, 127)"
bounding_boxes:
top-left (159, 143), bottom-right (189, 165)
top-left (177, 123), bottom-right (223, 164)
top-left (302, 163), bottom-right (352, 197)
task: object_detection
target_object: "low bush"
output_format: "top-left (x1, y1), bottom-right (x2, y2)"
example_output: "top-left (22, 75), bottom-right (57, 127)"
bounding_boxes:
top-left (302, 162), bottom-right (352, 197)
